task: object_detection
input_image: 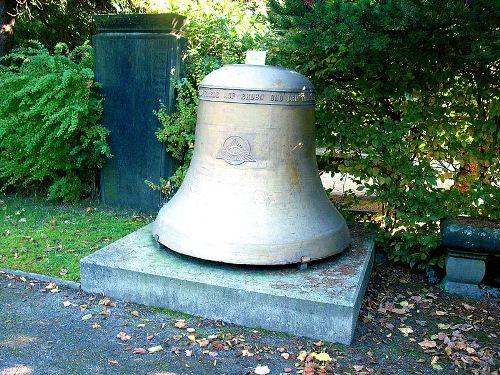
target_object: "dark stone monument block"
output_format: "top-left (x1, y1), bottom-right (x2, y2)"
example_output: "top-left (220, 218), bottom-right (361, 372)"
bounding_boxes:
top-left (93, 14), bottom-right (187, 211)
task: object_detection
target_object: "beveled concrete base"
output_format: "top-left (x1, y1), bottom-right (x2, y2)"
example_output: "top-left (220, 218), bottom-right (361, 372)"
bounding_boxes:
top-left (80, 223), bottom-right (374, 344)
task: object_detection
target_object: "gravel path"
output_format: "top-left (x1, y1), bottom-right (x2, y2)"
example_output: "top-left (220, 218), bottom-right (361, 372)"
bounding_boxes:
top-left (1, 261), bottom-right (498, 375)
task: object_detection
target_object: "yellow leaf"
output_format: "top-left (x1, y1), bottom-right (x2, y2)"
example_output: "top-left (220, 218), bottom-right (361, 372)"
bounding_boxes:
top-left (315, 352), bottom-right (332, 362)
top-left (148, 345), bottom-right (163, 353)
top-left (398, 327), bottom-right (414, 336)
top-left (187, 335), bottom-right (196, 342)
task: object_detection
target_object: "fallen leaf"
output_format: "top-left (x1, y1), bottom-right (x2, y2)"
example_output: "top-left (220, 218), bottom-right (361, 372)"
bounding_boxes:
top-left (133, 347), bottom-right (146, 354)
top-left (353, 365), bottom-right (364, 372)
top-left (199, 339), bottom-right (209, 347)
top-left (187, 335), bottom-right (196, 342)
top-left (437, 323), bottom-right (451, 330)
top-left (62, 301), bottom-right (72, 307)
top-left (313, 340), bottom-right (324, 347)
top-left (297, 351), bottom-right (308, 362)
top-left (435, 311), bottom-right (447, 316)
top-left (315, 352), bottom-right (331, 362)
top-left (398, 327), bottom-right (414, 336)
top-left (116, 331), bottom-right (131, 341)
top-left (108, 359), bottom-right (118, 365)
top-left (171, 346), bottom-right (181, 354)
top-left (99, 297), bottom-right (112, 306)
top-left (185, 350), bottom-right (192, 357)
top-left (148, 345), bottom-right (163, 353)
top-left (131, 310), bottom-right (140, 317)
top-left (391, 308), bottom-right (407, 314)
top-left (241, 349), bottom-right (254, 357)
top-left (418, 340), bottom-right (437, 349)
top-left (445, 347), bottom-right (452, 356)
top-left (175, 320), bottom-right (188, 329)
top-left (186, 327), bottom-right (196, 333)
top-left (147, 334), bottom-right (154, 340)
top-left (431, 356), bottom-right (439, 365)
top-left (461, 303), bottom-right (475, 311)
top-left (81, 314), bottom-right (92, 320)
top-left (92, 323), bottom-right (101, 329)
top-left (254, 365), bottom-right (270, 375)
top-left (281, 352), bottom-right (290, 360)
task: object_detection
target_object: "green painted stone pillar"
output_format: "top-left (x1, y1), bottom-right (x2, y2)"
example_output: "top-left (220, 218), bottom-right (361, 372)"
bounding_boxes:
top-left (93, 14), bottom-right (187, 211)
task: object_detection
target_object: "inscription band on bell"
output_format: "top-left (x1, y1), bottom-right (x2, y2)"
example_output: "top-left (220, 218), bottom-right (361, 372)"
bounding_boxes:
top-left (199, 87), bottom-right (315, 106)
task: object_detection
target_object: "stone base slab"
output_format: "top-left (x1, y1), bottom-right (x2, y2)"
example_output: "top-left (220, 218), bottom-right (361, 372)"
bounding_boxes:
top-left (80, 223), bottom-right (374, 344)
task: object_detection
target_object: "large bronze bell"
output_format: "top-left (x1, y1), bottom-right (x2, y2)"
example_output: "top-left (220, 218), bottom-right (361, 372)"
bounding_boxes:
top-left (153, 64), bottom-right (351, 265)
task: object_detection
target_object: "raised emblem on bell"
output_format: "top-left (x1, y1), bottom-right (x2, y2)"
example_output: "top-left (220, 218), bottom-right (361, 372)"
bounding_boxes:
top-left (153, 63), bottom-right (351, 265)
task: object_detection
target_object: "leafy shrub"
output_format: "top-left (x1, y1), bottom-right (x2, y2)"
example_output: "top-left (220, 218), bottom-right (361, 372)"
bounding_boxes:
top-left (11, 0), bottom-right (141, 52)
top-left (151, 0), bottom-right (278, 194)
top-left (270, 0), bottom-right (499, 268)
top-left (0, 42), bottom-right (110, 202)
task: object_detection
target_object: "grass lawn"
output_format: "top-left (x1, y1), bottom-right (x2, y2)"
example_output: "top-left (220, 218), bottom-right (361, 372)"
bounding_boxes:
top-left (0, 194), bottom-right (153, 281)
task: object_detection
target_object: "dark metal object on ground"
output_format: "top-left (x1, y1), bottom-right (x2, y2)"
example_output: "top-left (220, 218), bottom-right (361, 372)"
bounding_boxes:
top-left (153, 64), bottom-right (351, 265)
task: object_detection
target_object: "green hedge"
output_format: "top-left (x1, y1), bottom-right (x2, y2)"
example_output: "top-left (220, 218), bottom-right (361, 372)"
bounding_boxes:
top-left (0, 42), bottom-right (110, 202)
top-left (270, 0), bottom-right (499, 267)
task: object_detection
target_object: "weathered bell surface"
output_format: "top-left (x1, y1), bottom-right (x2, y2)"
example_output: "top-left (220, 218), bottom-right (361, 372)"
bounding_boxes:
top-left (153, 64), bottom-right (351, 265)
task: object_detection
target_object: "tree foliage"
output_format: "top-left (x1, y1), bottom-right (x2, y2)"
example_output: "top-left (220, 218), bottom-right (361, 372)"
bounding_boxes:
top-left (152, 0), bottom-right (278, 194)
top-left (0, 42), bottom-right (110, 201)
top-left (269, 0), bottom-right (499, 267)
top-left (6, 0), bottom-right (140, 53)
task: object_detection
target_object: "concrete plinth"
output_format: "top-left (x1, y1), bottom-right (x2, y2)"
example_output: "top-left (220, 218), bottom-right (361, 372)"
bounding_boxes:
top-left (80, 223), bottom-right (374, 344)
